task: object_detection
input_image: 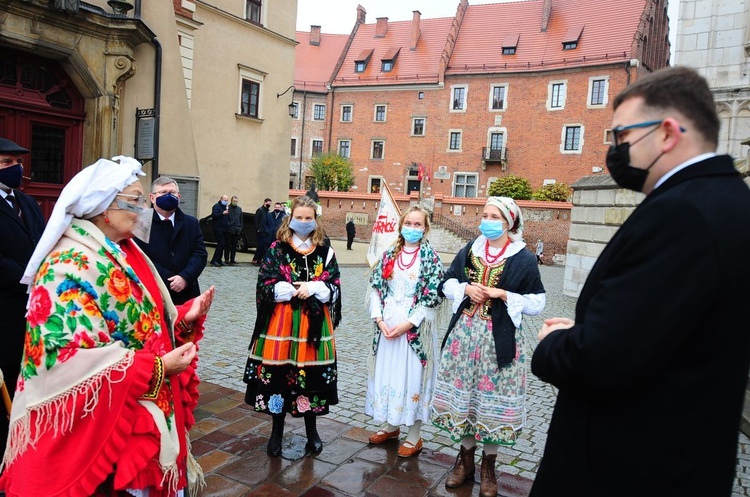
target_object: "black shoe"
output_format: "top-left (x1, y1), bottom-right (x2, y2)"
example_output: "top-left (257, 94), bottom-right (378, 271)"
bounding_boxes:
top-left (267, 414), bottom-right (285, 457)
top-left (210, 261), bottom-right (222, 267)
top-left (304, 415), bottom-right (323, 454)
top-left (229, 261), bottom-right (239, 265)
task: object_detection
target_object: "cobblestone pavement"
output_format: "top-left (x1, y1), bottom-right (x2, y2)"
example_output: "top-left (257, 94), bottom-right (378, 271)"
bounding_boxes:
top-left (196, 255), bottom-right (750, 495)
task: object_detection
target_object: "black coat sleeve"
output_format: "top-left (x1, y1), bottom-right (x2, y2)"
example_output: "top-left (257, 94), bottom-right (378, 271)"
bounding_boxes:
top-left (179, 217), bottom-right (208, 284)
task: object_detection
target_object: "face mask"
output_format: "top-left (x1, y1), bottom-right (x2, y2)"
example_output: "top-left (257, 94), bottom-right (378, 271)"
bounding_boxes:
top-left (274, 208), bottom-right (281, 212)
top-left (289, 218), bottom-right (316, 237)
top-left (155, 192), bottom-right (179, 211)
top-left (479, 219), bottom-right (505, 240)
top-left (606, 143), bottom-right (663, 193)
top-left (0, 164), bottom-right (23, 189)
top-left (231, 201), bottom-right (238, 206)
top-left (220, 200), bottom-right (228, 206)
top-left (115, 200), bottom-right (154, 244)
top-left (401, 227), bottom-right (424, 244)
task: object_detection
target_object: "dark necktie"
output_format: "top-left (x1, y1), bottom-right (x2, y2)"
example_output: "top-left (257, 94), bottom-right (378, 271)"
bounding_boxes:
top-left (6, 194), bottom-right (20, 217)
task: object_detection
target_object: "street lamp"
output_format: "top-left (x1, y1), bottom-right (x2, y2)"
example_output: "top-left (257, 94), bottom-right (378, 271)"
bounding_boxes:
top-left (107, 0), bottom-right (134, 14)
top-left (277, 85), bottom-right (296, 117)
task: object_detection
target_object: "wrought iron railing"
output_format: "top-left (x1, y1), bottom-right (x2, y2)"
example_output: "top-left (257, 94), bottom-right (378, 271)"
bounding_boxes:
top-left (482, 147), bottom-right (508, 162)
top-left (432, 214), bottom-right (476, 242)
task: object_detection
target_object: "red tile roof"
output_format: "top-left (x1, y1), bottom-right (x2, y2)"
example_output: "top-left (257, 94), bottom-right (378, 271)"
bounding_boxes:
top-left (447, 0), bottom-right (646, 75)
top-left (333, 17), bottom-right (454, 87)
top-left (294, 31), bottom-right (349, 93)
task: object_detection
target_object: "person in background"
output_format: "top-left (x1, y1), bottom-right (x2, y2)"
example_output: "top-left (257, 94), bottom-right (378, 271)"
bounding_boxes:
top-left (531, 66), bottom-right (750, 497)
top-left (366, 206), bottom-right (444, 458)
top-left (136, 176), bottom-right (207, 305)
top-left (227, 195), bottom-right (243, 265)
top-left (0, 138), bottom-right (45, 458)
top-left (0, 156), bottom-right (215, 497)
top-left (268, 201), bottom-right (287, 241)
top-left (243, 196), bottom-right (341, 458)
top-left (535, 239), bottom-right (544, 265)
top-left (209, 194), bottom-right (229, 267)
top-left (432, 196), bottom-right (545, 497)
top-left (251, 197), bottom-right (272, 265)
top-left (346, 218), bottom-right (356, 250)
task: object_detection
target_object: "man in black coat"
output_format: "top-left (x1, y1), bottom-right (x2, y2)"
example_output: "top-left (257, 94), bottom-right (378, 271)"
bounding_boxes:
top-left (0, 138), bottom-right (45, 456)
top-left (251, 197), bottom-right (272, 264)
top-left (267, 201), bottom-right (286, 240)
top-left (531, 67), bottom-right (750, 497)
top-left (209, 194), bottom-right (230, 267)
top-left (346, 219), bottom-right (356, 250)
top-left (135, 176), bottom-right (207, 305)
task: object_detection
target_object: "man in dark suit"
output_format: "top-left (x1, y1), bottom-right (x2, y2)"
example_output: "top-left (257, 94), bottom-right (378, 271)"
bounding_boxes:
top-left (135, 176), bottom-right (207, 305)
top-left (530, 67), bottom-right (750, 496)
top-left (346, 219), bottom-right (356, 250)
top-left (0, 138), bottom-right (45, 456)
top-left (251, 197), bottom-right (272, 265)
top-left (209, 194), bottom-right (230, 267)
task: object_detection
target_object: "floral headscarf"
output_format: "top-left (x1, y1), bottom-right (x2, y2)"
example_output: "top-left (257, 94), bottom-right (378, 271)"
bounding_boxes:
top-left (485, 196), bottom-right (524, 241)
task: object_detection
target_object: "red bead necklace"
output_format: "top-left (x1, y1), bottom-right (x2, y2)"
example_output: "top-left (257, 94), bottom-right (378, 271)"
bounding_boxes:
top-left (484, 238), bottom-right (512, 264)
top-left (397, 245), bottom-right (419, 270)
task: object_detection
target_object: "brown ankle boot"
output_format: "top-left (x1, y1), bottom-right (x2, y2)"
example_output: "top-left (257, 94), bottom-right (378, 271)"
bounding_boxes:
top-left (479, 451), bottom-right (498, 497)
top-left (445, 445), bottom-right (476, 488)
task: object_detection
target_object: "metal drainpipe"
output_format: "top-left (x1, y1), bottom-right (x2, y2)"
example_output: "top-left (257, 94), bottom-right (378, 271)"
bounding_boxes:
top-left (327, 85), bottom-right (335, 153)
top-left (298, 91), bottom-right (307, 189)
top-left (134, 0), bottom-right (141, 18)
top-left (151, 37), bottom-right (162, 179)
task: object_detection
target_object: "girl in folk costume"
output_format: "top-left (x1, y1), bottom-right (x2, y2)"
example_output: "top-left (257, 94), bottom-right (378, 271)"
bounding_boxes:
top-left (243, 196), bottom-right (341, 457)
top-left (0, 157), bottom-right (215, 497)
top-left (366, 207), bottom-right (444, 457)
top-left (432, 197), bottom-right (545, 497)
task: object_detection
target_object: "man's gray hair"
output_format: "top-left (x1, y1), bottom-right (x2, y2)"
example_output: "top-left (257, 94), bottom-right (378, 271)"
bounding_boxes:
top-left (152, 175), bottom-right (179, 193)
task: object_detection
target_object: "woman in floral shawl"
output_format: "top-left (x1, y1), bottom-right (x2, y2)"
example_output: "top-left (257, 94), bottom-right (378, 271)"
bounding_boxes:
top-left (0, 157), bottom-right (215, 497)
top-left (243, 196), bottom-right (341, 457)
top-left (431, 197), bottom-right (545, 497)
top-left (366, 206), bottom-right (444, 458)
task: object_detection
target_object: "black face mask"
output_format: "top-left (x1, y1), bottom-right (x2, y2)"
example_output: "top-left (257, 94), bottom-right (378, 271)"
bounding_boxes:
top-left (0, 164), bottom-right (23, 189)
top-left (155, 192), bottom-right (179, 211)
top-left (606, 143), bottom-right (665, 193)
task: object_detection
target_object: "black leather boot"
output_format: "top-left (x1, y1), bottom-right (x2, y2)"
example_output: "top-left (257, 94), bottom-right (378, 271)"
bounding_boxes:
top-left (304, 414), bottom-right (323, 454)
top-left (267, 414), bottom-right (285, 456)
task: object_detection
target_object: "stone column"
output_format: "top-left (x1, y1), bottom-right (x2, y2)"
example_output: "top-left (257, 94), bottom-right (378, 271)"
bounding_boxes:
top-left (563, 174), bottom-right (643, 297)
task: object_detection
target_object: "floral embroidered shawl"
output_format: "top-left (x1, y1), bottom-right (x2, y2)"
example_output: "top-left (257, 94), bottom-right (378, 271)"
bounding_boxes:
top-left (369, 241), bottom-right (444, 366)
top-left (0, 220), bottom-right (202, 497)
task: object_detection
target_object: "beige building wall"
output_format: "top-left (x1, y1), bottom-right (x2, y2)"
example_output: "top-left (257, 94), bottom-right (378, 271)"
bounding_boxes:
top-left (190, 0), bottom-right (298, 217)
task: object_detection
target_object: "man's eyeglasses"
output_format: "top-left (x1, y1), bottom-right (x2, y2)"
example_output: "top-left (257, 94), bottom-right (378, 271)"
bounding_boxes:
top-left (152, 190), bottom-right (179, 197)
top-left (0, 157), bottom-right (24, 167)
top-left (606, 120), bottom-right (687, 147)
top-left (116, 193), bottom-right (147, 206)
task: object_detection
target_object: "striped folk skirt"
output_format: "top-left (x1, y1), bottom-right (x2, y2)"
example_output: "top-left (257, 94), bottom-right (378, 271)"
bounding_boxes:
top-left (243, 302), bottom-right (338, 417)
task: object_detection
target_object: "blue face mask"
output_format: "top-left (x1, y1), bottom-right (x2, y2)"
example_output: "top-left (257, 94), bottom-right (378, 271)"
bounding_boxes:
top-left (401, 227), bottom-right (424, 244)
top-left (0, 164), bottom-right (23, 189)
top-left (479, 219), bottom-right (505, 240)
top-left (155, 192), bottom-right (179, 211)
top-left (220, 199), bottom-right (228, 206)
top-left (290, 218), bottom-right (316, 237)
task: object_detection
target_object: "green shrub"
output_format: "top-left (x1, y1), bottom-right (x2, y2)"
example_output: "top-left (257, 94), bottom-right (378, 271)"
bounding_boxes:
top-left (532, 182), bottom-right (572, 202)
top-left (488, 175), bottom-right (533, 200)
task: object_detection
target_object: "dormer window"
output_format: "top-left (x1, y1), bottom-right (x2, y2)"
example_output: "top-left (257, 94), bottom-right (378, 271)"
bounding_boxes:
top-left (562, 25), bottom-right (583, 50)
top-left (502, 33), bottom-right (519, 56)
top-left (381, 47), bottom-right (400, 73)
top-left (354, 49), bottom-right (373, 73)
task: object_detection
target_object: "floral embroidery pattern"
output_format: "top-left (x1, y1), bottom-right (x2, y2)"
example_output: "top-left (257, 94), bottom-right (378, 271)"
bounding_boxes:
top-left (268, 394), bottom-right (284, 414)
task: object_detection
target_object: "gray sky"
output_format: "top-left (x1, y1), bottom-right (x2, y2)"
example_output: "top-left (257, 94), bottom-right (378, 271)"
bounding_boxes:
top-left (297, 0), bottom-right (680, 58)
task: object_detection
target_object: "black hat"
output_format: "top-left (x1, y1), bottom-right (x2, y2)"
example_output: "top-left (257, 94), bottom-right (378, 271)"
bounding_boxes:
top-left (0, 138), bottom-right (29, 154)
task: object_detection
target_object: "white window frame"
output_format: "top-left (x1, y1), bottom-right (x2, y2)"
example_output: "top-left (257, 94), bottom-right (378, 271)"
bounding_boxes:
top-left (290, 137), bottom-right (298, 157)
top-left (245, 0), bottom-right (265, 25)
top-left (488, 83), bottom-right (509, 111)
top-left (486, 126), bottom-right (507, 156)
top-left (587, 76), bottom-right (609, 109)
top-left (450, 84), bottom-right (468, 112)
top-left (237, 64), bottom-right (266, 120)
top-left (453, 172), bottom-right (479, 198)
top-left (371, 139), bottom-right (385, 160)
top-left (448, 129), bottom-right (463, 152)
top-left (340, 104), bottom-right (353, 122)
top-left (411, 117), bottom-right (426, 136)
top-left (338, 139), bottom-right (351, 158)
top-left (560, 124), bottom-right (584, 154)
top-left (310, 138), bottom-right (324, 157)
top-left (547, 80), bottom-right (567, 111)
top-left (374, 104), bottom-right (388, 122)
top-left (313, 104), bottom-right (326, 121)
top-left (369, 176), bottom-right (383, 193)
top-left (603, 128), bottom-right (613, 145)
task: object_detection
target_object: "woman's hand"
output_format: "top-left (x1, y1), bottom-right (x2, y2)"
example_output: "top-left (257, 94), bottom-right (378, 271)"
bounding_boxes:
top-left (292, 281), bottom-right (309, 299)
top-left (383, 321), bottom-right (413, 339)
top-left (478, 285), bottom-right (507, 302)
top-left (465, 283), bottom-right (489, 304)
top-left (184, 286), bottom-right (216, 324)
top-left (161, 342), bottom-right (197, 375)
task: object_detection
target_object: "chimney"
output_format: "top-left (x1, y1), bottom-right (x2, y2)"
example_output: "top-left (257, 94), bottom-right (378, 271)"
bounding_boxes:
top-left (375, 17), bottom-right (388, 38)
top-left (541, 0), bottom-right (552, 32)
top-left (410, 10), bottom-right (421, 50)
top-left (310, 25), bottom-right (321, 46)
top-left (356, 4), bottom-right (366, 24)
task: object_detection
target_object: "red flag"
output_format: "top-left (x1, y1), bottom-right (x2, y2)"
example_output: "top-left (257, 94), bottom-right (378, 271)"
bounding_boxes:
top-left (418, 162), bottom-right (424, 181)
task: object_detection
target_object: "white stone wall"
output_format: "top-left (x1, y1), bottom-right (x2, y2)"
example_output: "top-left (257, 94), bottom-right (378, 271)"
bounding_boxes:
top-left (563, 176), bottom-right (644, 297)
